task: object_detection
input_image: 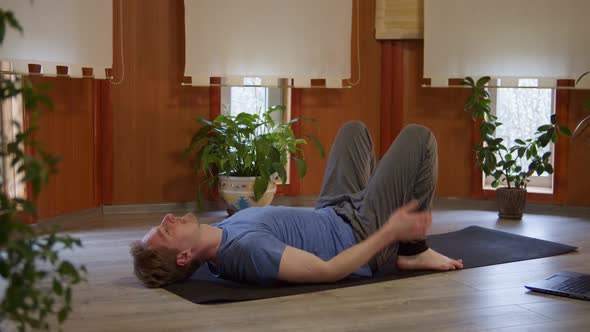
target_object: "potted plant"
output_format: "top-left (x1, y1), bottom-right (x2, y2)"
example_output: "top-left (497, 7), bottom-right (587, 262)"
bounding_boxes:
top-left (463, 77), bottom-right (572, 219)
top-left (184, 105), bottom-right (325, 214)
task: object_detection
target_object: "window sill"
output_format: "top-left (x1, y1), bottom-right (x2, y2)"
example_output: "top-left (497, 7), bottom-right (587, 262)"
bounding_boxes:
top-left (483, 186), bottom-right (553, 195)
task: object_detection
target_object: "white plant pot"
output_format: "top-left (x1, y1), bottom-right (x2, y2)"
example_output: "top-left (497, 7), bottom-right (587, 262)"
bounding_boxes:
top-left (218, 175), bottom-right (278, 214)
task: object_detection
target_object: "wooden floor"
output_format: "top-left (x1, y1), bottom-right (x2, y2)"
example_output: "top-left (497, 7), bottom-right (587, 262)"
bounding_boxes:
top-left (6, 198), bottom-right (590, 331)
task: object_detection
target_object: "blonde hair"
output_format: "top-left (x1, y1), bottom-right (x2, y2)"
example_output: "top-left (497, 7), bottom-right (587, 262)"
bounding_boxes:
top-left (130, 240), bottom-right (202, 288)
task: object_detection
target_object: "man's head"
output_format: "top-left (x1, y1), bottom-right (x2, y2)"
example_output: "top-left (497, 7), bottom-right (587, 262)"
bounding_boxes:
top-left (130, 213), bottom-right (203, 288)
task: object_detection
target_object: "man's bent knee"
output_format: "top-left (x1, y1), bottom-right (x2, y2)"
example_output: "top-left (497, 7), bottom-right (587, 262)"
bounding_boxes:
top-left (336, 121), bottom-right (372, 144)
top-left (400, 124), bottom-right (432, 139)
top-left (340, 120), bottom-right (369, 133)
top-left (399, 124), bottom-right (437, 150)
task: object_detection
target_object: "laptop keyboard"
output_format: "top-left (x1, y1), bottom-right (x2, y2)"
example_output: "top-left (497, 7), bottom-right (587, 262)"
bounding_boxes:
top-left (554, 277), bottom-right (590, 294)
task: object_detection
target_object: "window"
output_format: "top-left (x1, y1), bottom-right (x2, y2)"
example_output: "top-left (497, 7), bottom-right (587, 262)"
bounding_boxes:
top-left (220, 77), bottom-right (291, 183)
top-left (485, 79), bottom-right (555, 193)
top-left (221, 77), bottom-right (287, 121)
top-left (1, 61), bottom-right (26, 199)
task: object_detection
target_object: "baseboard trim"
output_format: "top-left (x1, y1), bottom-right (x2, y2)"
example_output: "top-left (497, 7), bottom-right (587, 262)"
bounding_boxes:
top-left (34, 196), bottom-right (589, 224)
top-left (101, 196), bottom-right (319, 215)
top-left (34, 207), bottom-right (103, 232)
top-left (102, 200), bottom-right (225, 215)
top-left (433, 197), bottom-right (590, 218)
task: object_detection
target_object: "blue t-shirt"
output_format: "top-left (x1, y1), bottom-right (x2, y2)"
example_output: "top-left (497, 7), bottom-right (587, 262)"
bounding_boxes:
top-left (209, 206), bottom-right (372, 285)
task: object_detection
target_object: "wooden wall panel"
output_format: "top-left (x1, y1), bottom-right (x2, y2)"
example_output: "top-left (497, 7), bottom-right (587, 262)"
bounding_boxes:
top-left (110, 0), bottom-right (209, 204)
top-left (299, 0), bottom-right (382, 195)
top-left (30, 76), bottom-right (95, 218)
top-left (97, 80), bottom-right (113, 205)
top-left (401, 40), bottom-right (473, 198)
top-left (566, 90), bottom-right (590, 206)
top-left (379, 41), bottom-right (405, 158)
top-left (550, 80), bottom-right (573, 205)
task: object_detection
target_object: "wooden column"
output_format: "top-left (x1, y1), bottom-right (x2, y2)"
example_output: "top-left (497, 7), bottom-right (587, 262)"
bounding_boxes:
top-left (379, 40), bottom-right (404, 158)
top-left (94, 78), bottom-right (113, 206)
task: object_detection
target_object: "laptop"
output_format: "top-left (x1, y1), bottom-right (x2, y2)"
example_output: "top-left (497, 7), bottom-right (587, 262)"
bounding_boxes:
top-left (525, 271), bottom-right (590, 300)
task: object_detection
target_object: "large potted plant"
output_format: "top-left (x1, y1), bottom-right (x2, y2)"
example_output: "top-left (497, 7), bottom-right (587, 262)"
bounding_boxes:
top-left (463, 77), bottom-right (571, 219)
top-left (184, 105), bottom-right (325, 214)
top-left (0, 9), bottom-right (85, 332)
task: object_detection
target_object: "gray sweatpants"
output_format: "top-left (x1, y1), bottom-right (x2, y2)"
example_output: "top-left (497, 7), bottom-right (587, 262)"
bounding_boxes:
top-left (315, 121), bottom-right (438, 273)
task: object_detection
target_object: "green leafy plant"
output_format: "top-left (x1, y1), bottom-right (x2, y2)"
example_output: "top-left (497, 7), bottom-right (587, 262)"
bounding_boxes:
top-left (184, 105), bottom-right (325, 201)
top-left (463, 76), bottom-right (571, 189)
top-left (573, 71), bottom-right (590, 141)
top-left (0, 9), bottom-right (86, 332)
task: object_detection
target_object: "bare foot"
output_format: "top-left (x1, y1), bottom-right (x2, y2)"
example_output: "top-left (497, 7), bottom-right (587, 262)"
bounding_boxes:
top-left (396, 248), bottom-right (464, 271)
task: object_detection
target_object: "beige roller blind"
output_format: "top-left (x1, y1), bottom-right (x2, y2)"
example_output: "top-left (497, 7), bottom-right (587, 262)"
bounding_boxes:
top-left (375, 0), bottom-right (423, 40)
top-left (424, 0), bottom-right (590, 88)
top-left (184, 0), bottom-right (353, 88)
top-left (0, 0), bottom-right (112, 79)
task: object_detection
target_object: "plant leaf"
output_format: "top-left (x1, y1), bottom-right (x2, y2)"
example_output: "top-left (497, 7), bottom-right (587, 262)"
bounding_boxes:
top-left (463, 77), bottom-right (475, 87)
top-left (253, 175), bottom-right (269, 201)
top-left (293, 157), bottom-right (306, 178)
top-left (0, 16), bottom-right (6, 44)
top-left (576, 71), bottom-right (590, 86)
top-left (5, 11), bottom-right (23, 33)
top-left (268, 146), bottom-right (281, 163)
top-left (58, 307), bottom-right (69, 323)
top-left (195, 117), bottom-right (215, 127)
top-left (52, 278), bottom-right (63, 295)
top-left (476, 76), bottom-right (491, 87)
top-left (558, 125), bottom-right (572, 137)
top-left (299, 116), bottom-right (319, 124)
top-left (537, 124), bottom-right (553, 131)
top-left (268, 105), bottom-right (286, 113)
top-left (583, 97), bottom-right (590, 113)
top-left (302, 134), bottom-right (325, 158)
top-left (545, 163), bottom-right (554, 174)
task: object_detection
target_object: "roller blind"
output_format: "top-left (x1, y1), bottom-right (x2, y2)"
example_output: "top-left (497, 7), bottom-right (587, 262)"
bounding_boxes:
top-left (0, 0), bottom-right (112, 79)
top-left (375, 0), bottom-right (423, 40)
top-left (424, 0), bottom-right (590, 88)
top-left (184, 0), bottom-right (353, 88)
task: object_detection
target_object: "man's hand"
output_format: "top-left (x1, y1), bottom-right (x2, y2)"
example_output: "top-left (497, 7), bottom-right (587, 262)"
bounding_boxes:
top-left (381, 200), bottom-right (432, 243)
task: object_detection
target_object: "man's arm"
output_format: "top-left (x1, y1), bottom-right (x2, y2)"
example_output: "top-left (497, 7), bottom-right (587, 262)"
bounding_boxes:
top-left (277, 200), bottom-right (431, 284)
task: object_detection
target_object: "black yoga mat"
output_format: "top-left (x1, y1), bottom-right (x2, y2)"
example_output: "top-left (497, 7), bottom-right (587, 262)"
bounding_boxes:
top-left (163, 226), bottom-right (577, 304)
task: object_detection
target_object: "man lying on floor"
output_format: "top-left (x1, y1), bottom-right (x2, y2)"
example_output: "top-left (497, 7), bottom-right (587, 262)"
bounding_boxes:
top-left (131, 121), bottom-right (463, 288)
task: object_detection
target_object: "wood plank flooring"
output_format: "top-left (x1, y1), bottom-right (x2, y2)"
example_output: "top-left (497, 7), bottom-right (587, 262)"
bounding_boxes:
top-left (2, 198), bottom-right (589, 331)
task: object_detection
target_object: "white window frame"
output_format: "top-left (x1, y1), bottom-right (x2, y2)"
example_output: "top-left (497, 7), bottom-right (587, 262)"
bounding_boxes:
top-left (484, 80), bottom-right (555, 194)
